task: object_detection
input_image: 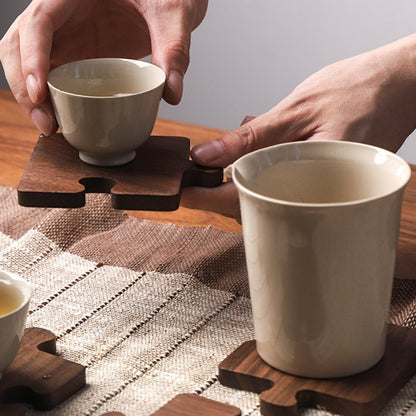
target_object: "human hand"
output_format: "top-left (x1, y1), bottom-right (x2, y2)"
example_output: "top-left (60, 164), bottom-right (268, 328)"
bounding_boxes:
top-left (182, 34), bottom-right (416, 219)
top-left (0, 0), bottom-right (207, 136)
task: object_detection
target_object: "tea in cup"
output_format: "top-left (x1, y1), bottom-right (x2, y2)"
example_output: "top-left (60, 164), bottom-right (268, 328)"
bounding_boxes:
top-left (0, 270), bottom-right (31, 378)
top-left (227, 141), bottom-right (410, 378)
top-left (47, 58), bottom-right (166, 167)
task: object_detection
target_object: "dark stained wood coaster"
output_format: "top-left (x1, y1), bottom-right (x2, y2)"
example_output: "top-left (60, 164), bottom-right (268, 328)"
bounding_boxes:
top-left (0, 327), bottom-right (86, 411)
top-left (151, 393), bottom-right (241, 416)
top-left (100, 413), bottom-right (126, 416)
top-left (0, 404), bottom-right (26, 416)
top-left (17, 134), bottom-right (223, 211)
top-left (218, 324), bottom-right (416, 416)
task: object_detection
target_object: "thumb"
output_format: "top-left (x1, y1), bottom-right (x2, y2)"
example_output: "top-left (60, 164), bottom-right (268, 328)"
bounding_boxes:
top-left (191, 97), bottom-right (317, 167)
top-left (190, 111), bottom-right (287, 167)
top-left (144, 14), bottom-right (191, 105)
top-left (140, 1), bottom-right (208, 105)
top-left (19, 0), bottom-right (83, 103)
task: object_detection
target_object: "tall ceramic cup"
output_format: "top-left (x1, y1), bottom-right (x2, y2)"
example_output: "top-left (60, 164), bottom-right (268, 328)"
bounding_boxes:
top-left (0, 270), bottom-right (31, 379)
top-left (227, 141), bottom-right (410, 378)
top-left (47, 58), bottom-right (166, 167)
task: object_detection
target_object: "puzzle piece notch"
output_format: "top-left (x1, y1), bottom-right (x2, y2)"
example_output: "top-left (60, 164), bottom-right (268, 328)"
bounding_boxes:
top-left (151, 393), bottom-right (241, 416)
top-left (0, 327), bottom-right (86, 411)
top-left (219, 325), bottom-right (416, 416)
top-left (17, 134), bottom-right (223, 211)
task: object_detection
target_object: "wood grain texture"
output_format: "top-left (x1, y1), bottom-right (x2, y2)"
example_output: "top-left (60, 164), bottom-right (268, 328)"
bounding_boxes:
top-left (396, 167), bottom-right (416, 279)
top-left (3, 88), bottom-right (416, 257)
top-left (0, 327), bottom-right (86, 411)
top-left (218, 324), bottom-right (416, 416)
top-left (0, 404), bottom-right (26, 416)
top-left (100, 413), bottom-right (126, 416)
top-left (0, 89), bottom-right (240, 231)
top-left (150, 393), bottom-right (241, 416)
top-left (97, 394), bottom-right (242, 416)
top-left (17, 134), bottom-right (223, 210)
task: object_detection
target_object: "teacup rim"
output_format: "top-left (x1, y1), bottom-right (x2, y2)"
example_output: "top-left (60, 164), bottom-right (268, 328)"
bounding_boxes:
top-left (229, 140), bottom-right (412, 208)
top-left (0, 269), bottom-right (32, 319)
top-left (46, 58), bottom-right (166, 99)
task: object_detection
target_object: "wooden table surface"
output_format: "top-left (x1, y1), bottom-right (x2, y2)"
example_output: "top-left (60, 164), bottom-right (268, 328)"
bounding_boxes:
top-left (0, 89), bottom-right (240, 233)
top-left (0, 88), bottom-right (415, 279)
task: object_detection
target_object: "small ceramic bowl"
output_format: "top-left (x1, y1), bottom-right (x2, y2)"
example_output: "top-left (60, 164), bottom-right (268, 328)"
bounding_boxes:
top-left (47, 58), bottom-right (166, 167)
top-left (0, 270), bottom-right (31, 379)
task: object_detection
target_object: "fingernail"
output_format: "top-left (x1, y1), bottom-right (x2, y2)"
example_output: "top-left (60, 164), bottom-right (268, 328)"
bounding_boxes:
top-left (167, 70), bottom-right (183, 103)
top-left (31, 107), bottom-right (54, 136)
top-left (26, 74), bottom-right (40, 103)
top-left (192, 140), bottom-right (224, 164)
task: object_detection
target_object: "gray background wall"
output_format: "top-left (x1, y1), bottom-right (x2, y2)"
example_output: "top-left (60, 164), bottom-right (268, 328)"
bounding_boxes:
top-left (2, 0), bottom-right (416, 161)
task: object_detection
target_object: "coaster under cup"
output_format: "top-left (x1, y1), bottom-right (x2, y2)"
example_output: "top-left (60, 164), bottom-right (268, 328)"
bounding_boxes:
top-left (218, 324), bottom-right (416, 416)
top-left (17, 134), bottom-right (223, 210)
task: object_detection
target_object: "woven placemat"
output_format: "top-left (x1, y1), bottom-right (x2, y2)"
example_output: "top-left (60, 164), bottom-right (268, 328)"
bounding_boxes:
top-left (0, 186), bottom-right (415, 416)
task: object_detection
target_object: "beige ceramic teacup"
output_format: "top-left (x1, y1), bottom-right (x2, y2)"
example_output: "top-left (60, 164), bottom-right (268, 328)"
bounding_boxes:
top-left (227, 141), bottom-right (410, 378)
top-left (0, 270), bottom-right (31, 379)
top-left (47, 58), bottom-right (166, 167)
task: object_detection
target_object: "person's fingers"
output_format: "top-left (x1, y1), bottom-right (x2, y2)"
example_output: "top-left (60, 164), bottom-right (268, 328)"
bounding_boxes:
top-left (0, 22), bottom-right (56, 135)
top-left (0, 21), bottom-right (27, 106)
top-left (146, 16), bottom-right (190, 104)
top-left (191, 99), bottom-right (315, 167)
top-left (1, 0), bottom-right (82, 135)
top-left (181, 181), bottom-right (241, 220)
top-left (140, 1), bottom-right (208, 104)
top-left (18, 0), bottom-right (83, 105)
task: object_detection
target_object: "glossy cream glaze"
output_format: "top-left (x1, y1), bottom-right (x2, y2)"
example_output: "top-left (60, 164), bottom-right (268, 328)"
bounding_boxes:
top-left (47, 59), bottom-right (166, 167)
top-left (231, 141), bottom-right (410, 378)
top-left (0, 270), bottom-right (31, 378)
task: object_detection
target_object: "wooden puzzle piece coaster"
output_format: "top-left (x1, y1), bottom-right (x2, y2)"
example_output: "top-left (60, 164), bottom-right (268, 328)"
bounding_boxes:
top-left (98, 394), bottom-right (241, 416)
top-left (218, 324), bottom-right (416, 416)
top-left (100, 413), bottom-right (126, 416)
top-left (150, 393), bottom-right (241, 416)
top-left (0, 404), bottom-right (26, 416)
top-left (17, 134), bottom-right (223, 211)
top-left (0, 327), bottom-right (86, 411)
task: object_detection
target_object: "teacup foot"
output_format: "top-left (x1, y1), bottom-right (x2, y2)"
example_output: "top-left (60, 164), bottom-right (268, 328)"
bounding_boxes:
top-left (79, 150), bottom-right (136, 167)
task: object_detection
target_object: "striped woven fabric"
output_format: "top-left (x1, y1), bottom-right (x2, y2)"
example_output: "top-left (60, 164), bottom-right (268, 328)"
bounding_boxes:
top-left (0, 186), bottom-right (415, 416)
